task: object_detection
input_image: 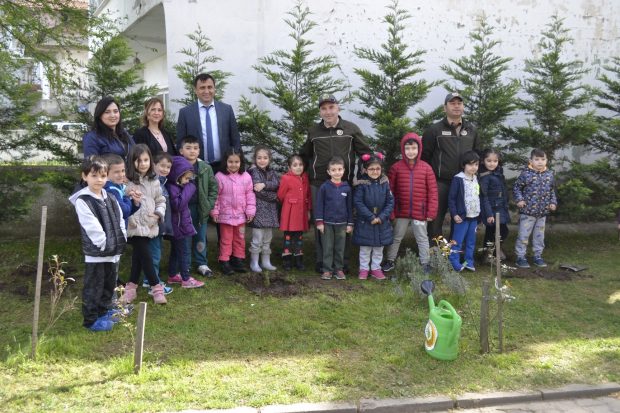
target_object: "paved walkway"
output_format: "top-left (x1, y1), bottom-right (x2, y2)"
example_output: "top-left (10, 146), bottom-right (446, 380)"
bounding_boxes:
top-left (452, 395), bottom-right (620, 412)
top-left (171, 383), bottom-right (620, 413)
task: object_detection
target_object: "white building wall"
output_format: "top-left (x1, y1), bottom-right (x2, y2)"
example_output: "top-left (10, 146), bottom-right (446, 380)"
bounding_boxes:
top-left (101, 0), bottom-right (620, 133)
top-left (143, 54), bottom-right (168, 91)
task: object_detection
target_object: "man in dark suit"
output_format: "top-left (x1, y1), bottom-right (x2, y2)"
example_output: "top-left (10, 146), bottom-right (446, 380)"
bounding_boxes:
top-left (176, 73), bottom-right (241, 277)
top-left (176, 73), bottom-right (241, 172)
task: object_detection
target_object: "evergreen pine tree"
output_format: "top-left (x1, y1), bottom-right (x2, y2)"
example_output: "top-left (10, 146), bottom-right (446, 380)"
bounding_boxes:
top-left (0, 0), bottom-right (90, 102)
top-left (501, 15), bottom-right (597, 167)
top-left (0, 0), bottom-right (90, 161)
top-left (0, 1), bottom-right (91, 221)
top-left (78, 34), bottom-right (159, 134)
top-left (554, 56), bottom-right (620, 221)
top-left (442, 15), bottom-right (519, 149)
top-left (593, 56), bottom-right (620, 157)
top-left (353, 0), bottom-right (439, 165)
top-left (237, 0), bottom-right (348, 160)
top-left (172, 25), bottom-right (231, 107)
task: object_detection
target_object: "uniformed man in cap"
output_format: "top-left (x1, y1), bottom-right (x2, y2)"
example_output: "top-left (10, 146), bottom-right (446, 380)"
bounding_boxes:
top-left (301, 94), bottom-right (371, 273)
top-left (421, 92), bottom-right (479, 242)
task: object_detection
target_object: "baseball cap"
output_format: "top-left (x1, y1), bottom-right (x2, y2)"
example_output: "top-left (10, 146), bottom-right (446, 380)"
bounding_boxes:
top-left (318, 94), bottom-right (338, 108)
top-left (444, 92), bottom-right (463, 104)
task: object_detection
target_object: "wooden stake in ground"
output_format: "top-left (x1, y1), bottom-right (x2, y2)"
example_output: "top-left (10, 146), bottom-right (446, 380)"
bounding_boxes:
top-left (495, 212), bottom-right (504, 353)
top-left (31, 206), bottom-right (48, 360)
top-left (479, 215), bottom-right (491, 354)
top-left (134, 302), bottom-right (147, 374)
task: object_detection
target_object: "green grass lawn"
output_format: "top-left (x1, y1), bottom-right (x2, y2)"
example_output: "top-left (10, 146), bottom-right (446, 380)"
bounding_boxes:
top-left (1, 225), bottom-right (619, 413)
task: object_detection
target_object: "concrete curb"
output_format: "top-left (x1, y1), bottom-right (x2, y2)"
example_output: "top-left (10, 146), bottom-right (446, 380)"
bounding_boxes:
top-left (455, 390), bottom-right (542, 409)
top-left (172, 382), bottom-right (620, 413)
top-left (539, 383), bottom-right (620, 401)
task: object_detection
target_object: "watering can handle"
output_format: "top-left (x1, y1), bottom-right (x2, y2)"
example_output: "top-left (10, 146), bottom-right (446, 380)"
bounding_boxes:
top-left (438, 300), bottom-right (460, 345)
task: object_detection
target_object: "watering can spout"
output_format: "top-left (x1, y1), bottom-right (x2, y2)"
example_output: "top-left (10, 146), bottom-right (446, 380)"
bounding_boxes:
top-left (427, 294), bottom-right (435, 309)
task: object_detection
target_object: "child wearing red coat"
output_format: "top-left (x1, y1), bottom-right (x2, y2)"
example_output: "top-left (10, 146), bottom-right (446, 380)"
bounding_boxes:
top-left (277, 155), bottom-right (311, 270)
top-left (383, 133), bottom-right (438, 274)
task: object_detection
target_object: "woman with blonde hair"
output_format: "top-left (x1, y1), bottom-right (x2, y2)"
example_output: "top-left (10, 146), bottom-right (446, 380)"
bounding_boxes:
top-left (133, 97), bottom-right (177, 157)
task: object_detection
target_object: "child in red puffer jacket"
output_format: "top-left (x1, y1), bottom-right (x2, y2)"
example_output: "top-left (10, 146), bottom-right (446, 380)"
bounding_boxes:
top-left (383, 133), bottom-right (438, 274)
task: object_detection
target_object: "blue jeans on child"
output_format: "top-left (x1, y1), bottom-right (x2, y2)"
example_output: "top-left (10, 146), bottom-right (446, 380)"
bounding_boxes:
top-left (449, 218), bottom-right (478, 271)
top-left (188, 203), bottom-right (208, 268)
top-left (515, 214), bottom-right (546, 258)
top-left (148, 236), bottom-right (164, 283)
top-left (170, 237), bottom-right (191, 281)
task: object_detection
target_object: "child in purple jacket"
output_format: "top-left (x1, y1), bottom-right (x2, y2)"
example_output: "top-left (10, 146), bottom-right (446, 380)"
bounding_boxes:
top-left (165, 156), bottom-right (204, 288)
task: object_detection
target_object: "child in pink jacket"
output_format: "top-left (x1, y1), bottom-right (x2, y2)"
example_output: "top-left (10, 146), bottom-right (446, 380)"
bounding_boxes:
top-left (211, 149), bottom-right (256, 275)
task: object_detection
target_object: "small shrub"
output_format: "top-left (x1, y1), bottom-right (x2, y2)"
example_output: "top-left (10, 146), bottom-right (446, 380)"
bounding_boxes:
top-left (44, 255), bottom-right (77, 334)
top-left (393, 249), bottom-right (426, 298)
top-left (431, 236), bottom-right (469, 295)
top-left (392, 237), bottom-right (469, 297)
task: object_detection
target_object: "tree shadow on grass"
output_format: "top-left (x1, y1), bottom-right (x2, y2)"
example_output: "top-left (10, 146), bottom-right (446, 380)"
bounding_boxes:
top-left (2, 372), bottom-right (125, 407)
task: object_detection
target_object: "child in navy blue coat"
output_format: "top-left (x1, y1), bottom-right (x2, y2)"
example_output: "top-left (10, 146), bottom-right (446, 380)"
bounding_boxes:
top-left (353, 154), bottom-right (394, 280)
top-left (448, 151), bottom-right (481, 272)
top-left (478, 149), bottom-right (510, 261)
top-left (315, 156), bottom-right (353, 280)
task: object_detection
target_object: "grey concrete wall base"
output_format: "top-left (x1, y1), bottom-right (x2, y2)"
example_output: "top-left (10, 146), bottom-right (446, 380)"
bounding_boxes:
top-left (260, 402), bottom-right (357, 413)
top-left (360, 396), bottom-right (455, 413)
top-left (540, 383), bottom-right (620, 400)
top-left (456, 390), bottom-right (542, 409)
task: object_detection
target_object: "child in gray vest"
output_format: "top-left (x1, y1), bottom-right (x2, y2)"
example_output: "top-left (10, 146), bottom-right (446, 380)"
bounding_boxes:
top-left (69, 156), bottom-right (127, 332)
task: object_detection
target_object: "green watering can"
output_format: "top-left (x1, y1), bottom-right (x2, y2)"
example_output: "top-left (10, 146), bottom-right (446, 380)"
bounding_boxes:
top-left (421, 280), bottom-right (462, 361)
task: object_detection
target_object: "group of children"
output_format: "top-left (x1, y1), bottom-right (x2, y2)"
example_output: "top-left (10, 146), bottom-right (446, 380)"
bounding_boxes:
top-left (445, 147), bottom-right (557, 272)
top-left (71, 135), bottom-right (250, 331)
top-left (71, 132), bottom-right (557, 332)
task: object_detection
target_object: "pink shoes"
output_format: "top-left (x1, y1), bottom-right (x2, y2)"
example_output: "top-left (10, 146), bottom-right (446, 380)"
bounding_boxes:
top-left (123, 282), bottom-right (138, 304)
top-left (151, 283), bottom-right (167, 304)
top-left (360, 269), bottom-right (385, 280)
top-left (370, 269), bottom-right (386, 280)
top-left (181, 276), bottom-right (205, 289)
top-left (169, 274), bottom-right (204, 288)
top-left (167, 274), bottom-right (182, 284)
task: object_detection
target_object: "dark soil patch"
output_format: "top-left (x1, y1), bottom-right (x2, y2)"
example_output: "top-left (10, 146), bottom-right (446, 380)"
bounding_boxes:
top-left (4, 261), bottom-right (80, 297)
top-left (235, 271), bottom-right (365, 297)
top-left (505, 267), bottom-right (593, 281)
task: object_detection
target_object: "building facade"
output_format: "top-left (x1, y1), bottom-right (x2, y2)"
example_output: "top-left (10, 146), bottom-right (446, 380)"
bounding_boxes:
top-left (92, 0), bottom-right (620, 140)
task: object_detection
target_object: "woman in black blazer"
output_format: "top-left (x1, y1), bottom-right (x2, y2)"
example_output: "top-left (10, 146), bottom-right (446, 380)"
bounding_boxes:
top-left (133, 97), bottom-right (178, 157)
